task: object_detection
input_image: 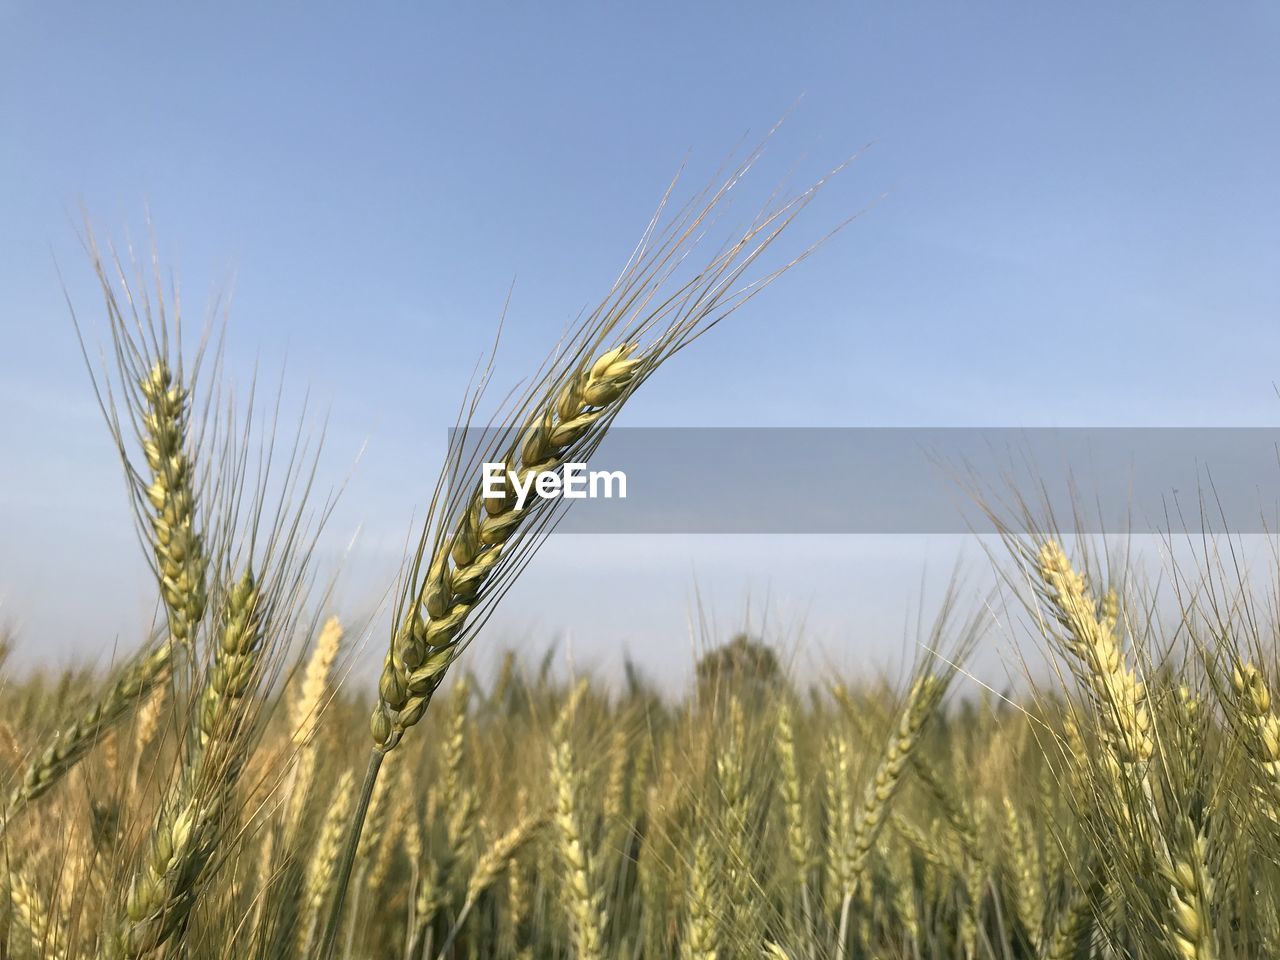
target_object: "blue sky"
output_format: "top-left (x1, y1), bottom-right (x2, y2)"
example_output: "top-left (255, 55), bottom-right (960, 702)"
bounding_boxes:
top-left (2, 3), bottom-right (1279, 682)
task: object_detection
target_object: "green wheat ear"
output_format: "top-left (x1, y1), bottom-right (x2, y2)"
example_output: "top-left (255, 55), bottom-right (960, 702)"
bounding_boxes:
top-left (371, 344), bottom-right (644, 753)
top-left (0, 354), bottom-right (206, 837)
top-left (139, 359), bottom-right (208, 649)
top-left (1, 642), bottom-right (171, 831)
top-left (681, 832), bottom-right (720, 960)
top-left (196, 569), bottom-right (263, 749)
top-left (106, 568), bottom-right (268, 959)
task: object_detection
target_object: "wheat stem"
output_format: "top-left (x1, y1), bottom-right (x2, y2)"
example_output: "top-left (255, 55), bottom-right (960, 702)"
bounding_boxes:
top-left (317, 748), bottom-right (383, 960)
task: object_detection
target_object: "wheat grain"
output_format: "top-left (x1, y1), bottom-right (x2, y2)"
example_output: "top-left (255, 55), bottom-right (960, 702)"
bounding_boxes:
top-left (138, 361), bottom-right (207, 649)
top-left (1035, 542), bottom-right (1152, 767)
top-left (776, 699), bottom-right (811, 896)
top-left (550, 691), bottom-right (606, 960)
top-left (1162, 820), bottom-right (1216, 960)
top-left (1230, 662), bottom-right (1280, 812)
top-left (299, 768), bottom-right (355, 956)
top-left (681, 833), bottom-right (719, 960)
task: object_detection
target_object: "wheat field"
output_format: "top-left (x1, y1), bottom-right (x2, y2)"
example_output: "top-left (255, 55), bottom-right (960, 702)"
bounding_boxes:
top-left (6, 547), bottom-right (1280, 960)
top-left (4, 166), bottom-right (1280, 960)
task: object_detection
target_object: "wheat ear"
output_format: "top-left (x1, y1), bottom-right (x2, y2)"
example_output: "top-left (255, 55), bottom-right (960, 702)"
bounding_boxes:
top-left (1161, 819), bottom-right (1216, 960)
top-left (138, 360), bottom-right (208, 648)
top-left (132, 686), bottom-right (166, 784)
top-left (290, 616), bottom-right (343, 740)
top-left (435, 809), bottom-right (544, 960)
top-left (407, 851), bottom-right (443, 959)
top-left (715, 695), bottom-right (764, 945)
top-left (104, 571), bottom-right (265, 959)
top-left (551, 687), bottom-right (606, 960)
top-left (910, 755), bottom-right (982, 863)
top-left (1035, 543), bottom-right (1217, 960)
top-left (1230, 662), bottom-right (1280, 813)
top-left (680, 831), bottom-right (720, 960)
top-left (442, 677), bottom-right (479, 861)
top-left (318, 149), bottom-right (849, 959)
top-left (1039, 870), bottom-right (1096, 960)
top-left (849, 676), bottom-right (945, 886)
top-left (370, 342), bottom-right (646, 754)
top-left (195, 571), bottom-right (265, 750)
top-left (824, 727), bottom-right (856, 905)
top-left (1035, 542), bottom-right (1152, 767)
top-left (1003, 796), bottom-right (1043, 940)
top-left (776, 699), bottom-right (811, 888)
top-left (775, 696), bottom-right (815, 946)
top-left (4, 868), bottom-right (68, 960)
top-left (1, 642), bottom-right (171, 835)
top-left (298, 768), bottom-right (355, 957)
top-left (369, 149), bottom-right (852, 755)
top-left (833, 675), bottom-right (945, 957)
top-left (284, 616), bottom-right (343, 841)
top-left (6, 311), bottom-right (208, 832)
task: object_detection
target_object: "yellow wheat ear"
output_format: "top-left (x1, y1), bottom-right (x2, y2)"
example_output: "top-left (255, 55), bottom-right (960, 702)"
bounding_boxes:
top-left (549, 680), bottom-right (606, 960)
top-left (1231, 662), bottom-right (1280, 808)
top-left (285, 617), bottom-right (344, 839)
top-left (1033, 540), bottom-right (1219, 960)
top-left (1036, 541), bottom-right (1153, 766)
top-left (298, 768), bottom-right (356, 957)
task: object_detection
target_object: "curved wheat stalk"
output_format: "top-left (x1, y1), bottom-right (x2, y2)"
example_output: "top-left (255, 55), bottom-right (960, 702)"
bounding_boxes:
top-left (316, 145), bottom-right (854, 959)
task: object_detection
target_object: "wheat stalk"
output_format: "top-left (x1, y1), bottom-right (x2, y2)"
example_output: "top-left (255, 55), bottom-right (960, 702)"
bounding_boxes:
top-left (317, 149), bottom-right (849, 959)
top-left (833, 674), bottom-right (946, 957)
top-left (2, 257), bottom-right (213, 841)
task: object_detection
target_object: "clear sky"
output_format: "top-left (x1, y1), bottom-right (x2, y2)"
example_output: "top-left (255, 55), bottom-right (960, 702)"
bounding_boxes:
top-left (2, 3), bottom-right (1279, 684)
